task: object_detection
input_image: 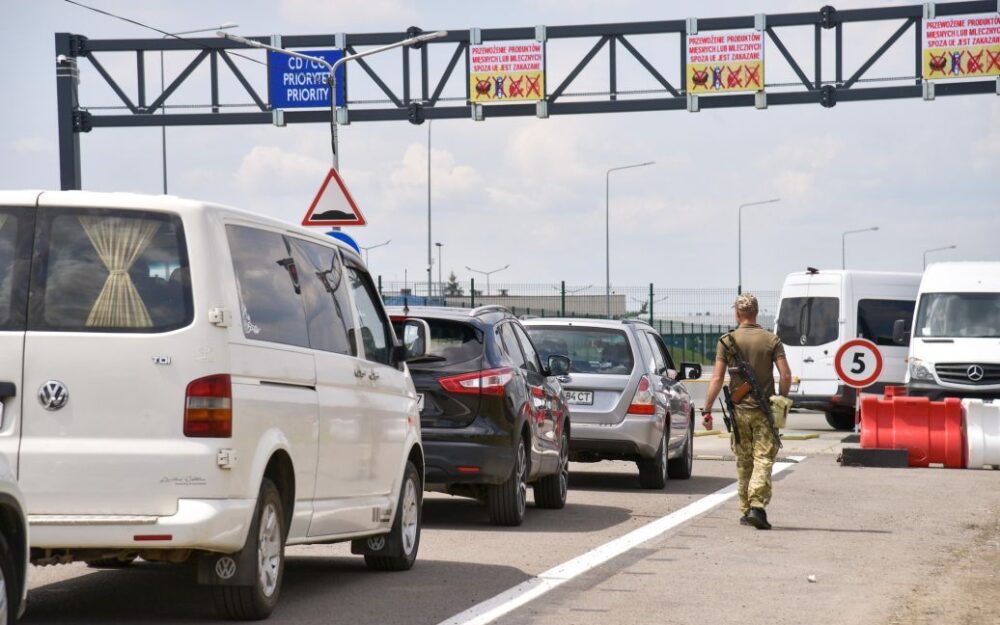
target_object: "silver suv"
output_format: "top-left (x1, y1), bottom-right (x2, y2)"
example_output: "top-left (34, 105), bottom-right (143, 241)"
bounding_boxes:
top-left (523, 319), bottom-right (701, 489)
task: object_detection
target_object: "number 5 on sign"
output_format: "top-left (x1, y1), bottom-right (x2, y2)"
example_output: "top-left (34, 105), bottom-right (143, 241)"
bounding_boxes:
top-left (834, 339), bottom-right (884, 389)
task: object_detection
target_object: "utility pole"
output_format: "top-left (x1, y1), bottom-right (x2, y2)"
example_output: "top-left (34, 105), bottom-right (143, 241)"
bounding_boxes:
top-left (737, 198), bottom-right (780, 295)
top-left (606, 161), bottom-right (654, 318)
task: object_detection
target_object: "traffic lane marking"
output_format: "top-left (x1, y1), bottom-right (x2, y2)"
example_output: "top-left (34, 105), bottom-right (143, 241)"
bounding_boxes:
top-left (437, 456), bottom-right (807, 625)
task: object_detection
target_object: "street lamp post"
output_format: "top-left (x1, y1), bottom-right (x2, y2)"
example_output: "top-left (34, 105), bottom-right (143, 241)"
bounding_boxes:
top-left (842, 226), bottom-right (879, 269)
top-left (360, 239), bottom-right (391, 265)
top-left (435, 242), bottom-right (443, 296)
top-left (160, 23), bottom-right (238, 194)
top-left (737, 198), bottom-right (780, 295)
top-left (427, 120), bottom-right (432, 299)
top-left (923, 244), bottom-right (957, 269)
top-left (219, 29), bottom-right (447, 172)
top-left (606, 161), bottom-right (654, 318)
top-left (466, 264), bottom-right (509, 297)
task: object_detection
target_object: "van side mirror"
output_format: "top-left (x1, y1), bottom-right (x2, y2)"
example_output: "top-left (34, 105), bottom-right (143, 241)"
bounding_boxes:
top-left (677, 362), bottom-right (702, 381)
top-left (401, 319), bottom-right (430, 360)
top-left (891, 319), bottom-right (909, 346)
top-left (546, 354), bottom-right (571, 377)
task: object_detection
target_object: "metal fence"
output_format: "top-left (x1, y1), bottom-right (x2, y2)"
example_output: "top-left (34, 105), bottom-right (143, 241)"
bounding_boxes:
top-left (378, 279), bottom-right (779, 365)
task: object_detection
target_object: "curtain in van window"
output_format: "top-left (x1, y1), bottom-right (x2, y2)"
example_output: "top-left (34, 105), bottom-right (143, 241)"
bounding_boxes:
top-left (79, 216), bottom-right (160, 328)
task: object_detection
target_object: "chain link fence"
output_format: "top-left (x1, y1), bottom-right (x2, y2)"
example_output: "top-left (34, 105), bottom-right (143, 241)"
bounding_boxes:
top-left (378, 278), bottom-right (779, 365)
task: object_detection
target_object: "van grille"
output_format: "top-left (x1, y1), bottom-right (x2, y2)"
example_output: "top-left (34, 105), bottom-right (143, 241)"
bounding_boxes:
top-left (935, 363), bottom-right (1000, 386)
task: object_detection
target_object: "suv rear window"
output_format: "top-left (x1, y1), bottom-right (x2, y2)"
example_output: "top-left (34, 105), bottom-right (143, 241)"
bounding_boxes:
top-left (776, 296), bottom-right (839, 346)
top-left (526, 326), bottom-right (634, 375)
top-left (391, 318), bottom-right (483, 366)
top-left (29, 208), bottom-right (193, 333)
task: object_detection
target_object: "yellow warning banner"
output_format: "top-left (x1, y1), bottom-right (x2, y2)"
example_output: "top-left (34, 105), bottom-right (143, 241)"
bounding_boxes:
top-left (686, 30), bottom-right (765, 93)
top-left (922, 13), bottom-right (1000, 80)
top-left (469, 41), bottom-right (545, 103)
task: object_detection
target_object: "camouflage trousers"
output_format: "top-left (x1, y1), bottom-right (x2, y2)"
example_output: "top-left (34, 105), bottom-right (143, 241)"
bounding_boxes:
top-left (730, 404), bottom-right (779, 515)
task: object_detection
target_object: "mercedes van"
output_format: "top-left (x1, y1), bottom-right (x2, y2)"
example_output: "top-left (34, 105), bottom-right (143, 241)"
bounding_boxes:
top-left (898, 262), bottom-right (1000, 400)
top-left (0, 191), bottom-right (426, 620)
top-left (775, 269), bottom-right (920, 430)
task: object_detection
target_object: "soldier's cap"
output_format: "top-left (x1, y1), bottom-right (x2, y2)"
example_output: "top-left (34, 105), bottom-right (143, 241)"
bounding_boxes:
top-left (733, 293), bottom-right (759, 316)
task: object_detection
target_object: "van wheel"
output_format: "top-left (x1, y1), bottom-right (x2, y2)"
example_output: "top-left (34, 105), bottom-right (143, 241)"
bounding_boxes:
top-left (826, 408), bottom-right (857, 431)
top-left (667, 416), bottom-right (694, 480)
top-left (213, 478), bottom-right (285, 621)
top-left (638, 427), bottom-right (668, 489)
top-left (533, 429), bottom-right (569, 509)
top-left (0, 531), bottom-right (19, 625)
top-left (487, 437), bottom-right (528, 526)
top-left (86, 553), bottom-right (138, 568)
top-left (365, 461), bottom-right (422, 572)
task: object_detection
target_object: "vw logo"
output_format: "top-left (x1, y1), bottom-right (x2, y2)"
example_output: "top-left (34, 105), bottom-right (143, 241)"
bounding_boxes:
top-left (967, 364), bottom-right (985, 382)
top-left (799, 335), bottom-right (807, 346)
top-left (215, 556), bottom-right (237, 580)
top-left (38, 381), bottom-right (69, 411)
top-left (366, 536), bottom-right (386, 552)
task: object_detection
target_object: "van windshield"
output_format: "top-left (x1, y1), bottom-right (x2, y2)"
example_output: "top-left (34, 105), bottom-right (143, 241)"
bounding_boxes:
top-left (776, 297), bottom-right (839, 346)
top-left (525, 326), bottom-right (634, 375)
top-left (915, 293), bottom-right (1000, 338)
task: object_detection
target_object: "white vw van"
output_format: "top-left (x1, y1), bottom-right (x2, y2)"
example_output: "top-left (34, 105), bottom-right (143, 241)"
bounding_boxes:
top-left (775, 269), bottom-right (921, 430)
top-left (899, 262), bottom-right (1000, 400)
top-left (0, 191), bottom-right (426, 620)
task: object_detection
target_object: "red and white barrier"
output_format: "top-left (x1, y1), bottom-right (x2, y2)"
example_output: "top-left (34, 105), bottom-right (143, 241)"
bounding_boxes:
top-left (963, 399), bottom-right (1000, 470)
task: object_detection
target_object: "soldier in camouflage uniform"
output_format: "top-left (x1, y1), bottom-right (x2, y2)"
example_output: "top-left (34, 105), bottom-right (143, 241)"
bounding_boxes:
top-left (701, 294), bottom-right (792, 530)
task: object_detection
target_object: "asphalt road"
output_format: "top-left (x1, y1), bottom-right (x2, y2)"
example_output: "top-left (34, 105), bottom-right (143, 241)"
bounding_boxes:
top-left (23, 412), bottom-right (1000, 625)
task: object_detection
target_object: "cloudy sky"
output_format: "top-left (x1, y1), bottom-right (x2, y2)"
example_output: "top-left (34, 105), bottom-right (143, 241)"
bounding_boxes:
top-left (1, 0), bottom-right (997, 293)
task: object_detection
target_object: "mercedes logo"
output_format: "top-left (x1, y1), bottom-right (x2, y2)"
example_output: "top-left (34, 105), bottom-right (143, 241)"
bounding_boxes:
top-left (967, 364), bottom-right (985, 382)
top-left (215, 556), bottom-right (237, 580)
top-left (38, 381), bottom-right (69, 411)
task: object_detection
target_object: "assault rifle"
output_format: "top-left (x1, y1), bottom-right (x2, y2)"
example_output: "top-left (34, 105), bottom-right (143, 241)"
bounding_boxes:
top-left (721, 333), bottom-right (782, 449)
top-left (720, 385), bottom-right (741, 446)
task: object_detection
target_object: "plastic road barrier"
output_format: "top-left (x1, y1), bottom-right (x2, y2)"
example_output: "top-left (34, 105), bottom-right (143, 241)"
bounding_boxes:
top-left (860, 394), bottom-right (964, 468)
top-left (963, 399), bottom-right (1000, 469)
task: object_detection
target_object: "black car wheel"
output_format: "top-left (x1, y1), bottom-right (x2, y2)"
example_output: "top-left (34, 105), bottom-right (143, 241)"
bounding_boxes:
top-left (488, 437), bottom-right (528, 526)
top-left (667, 414), bottom-right (694, 479)
top-left (0, 531), bottom-right (17, 625)
top-left (638, 426), bottom-right (668, 490)
top-left (533, 429), bottom-right (569, 509)
top-left (213, 478), bottom-right (285, 620)
top-left (826, 407), bottom-right (857, 431)
top-left (365, 461), bottom-right (422, 571)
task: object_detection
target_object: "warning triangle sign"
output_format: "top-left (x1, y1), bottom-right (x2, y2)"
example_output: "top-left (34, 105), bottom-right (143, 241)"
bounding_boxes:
top-left (301, 168), bottom-right (367, 227)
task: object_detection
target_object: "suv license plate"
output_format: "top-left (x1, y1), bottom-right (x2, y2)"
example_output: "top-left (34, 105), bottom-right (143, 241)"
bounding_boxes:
top-left (564, 391), bottom-right (594, 406)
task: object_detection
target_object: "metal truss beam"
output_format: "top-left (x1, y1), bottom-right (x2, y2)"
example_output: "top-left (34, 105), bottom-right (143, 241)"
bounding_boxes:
top-left (55, 0), bottom-right (998, 189)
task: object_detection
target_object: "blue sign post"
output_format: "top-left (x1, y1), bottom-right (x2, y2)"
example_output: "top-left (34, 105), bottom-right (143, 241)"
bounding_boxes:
top-left (267, 49), bottom-right (346, 109)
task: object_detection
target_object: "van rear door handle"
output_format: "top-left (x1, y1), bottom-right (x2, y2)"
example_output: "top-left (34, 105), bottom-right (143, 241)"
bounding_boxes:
top-left (0, 382), bottom-right (15, 399)
top-left (803, 357), bottom-right (815, 363)
top-left (354, 367), bottom-right (367, 379)
top-left (368, 370), bottom-right (380, 381)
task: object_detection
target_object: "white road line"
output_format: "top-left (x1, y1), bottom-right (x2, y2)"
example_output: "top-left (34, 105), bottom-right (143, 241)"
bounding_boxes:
top-left (436, 456), bottom-right (808, 625)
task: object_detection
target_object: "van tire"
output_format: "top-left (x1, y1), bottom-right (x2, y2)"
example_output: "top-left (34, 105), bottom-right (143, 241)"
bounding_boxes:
top-left (826, 408), bottom-right (857, 432)
top-left (487, 437), bottom-right (528, 526)
top-left (213, 478), bottom-right (285, 621)
top-left (638, 427), bottom-right (668, 489)
top-left (533, 429), bottom-right (569, 509)
top-left (667, 415), bottom-right (694, 480)
top-left (85, 553), bottom-right (138, 568)
top-left (0, 531), bottom-right (19, 625)
top-left (365, 461), bottom-right (422, 572)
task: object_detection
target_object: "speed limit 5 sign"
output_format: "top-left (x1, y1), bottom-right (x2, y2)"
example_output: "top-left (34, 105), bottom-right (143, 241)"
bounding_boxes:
top-left (834, 339), bottom-right (884, 389)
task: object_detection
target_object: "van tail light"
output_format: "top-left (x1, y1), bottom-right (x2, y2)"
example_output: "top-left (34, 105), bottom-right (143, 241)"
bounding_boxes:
top-left (184, 374), bottom-right (232, 438)
top-left (627, 375), bottom-right (656, 415)
top-left (439, 368), bottom-right (514, 397)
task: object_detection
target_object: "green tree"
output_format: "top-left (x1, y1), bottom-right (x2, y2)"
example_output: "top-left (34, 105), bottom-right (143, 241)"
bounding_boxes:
top-left (444, 272), bottom-right (464, 297)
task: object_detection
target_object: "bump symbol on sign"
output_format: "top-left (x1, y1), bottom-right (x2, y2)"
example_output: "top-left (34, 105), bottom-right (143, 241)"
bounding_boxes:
top-left (301, 168), bottom-right (367, 228)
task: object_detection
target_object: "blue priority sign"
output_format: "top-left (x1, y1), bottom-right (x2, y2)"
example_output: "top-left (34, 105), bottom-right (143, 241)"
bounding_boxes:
top-left (267, 49), bottom-right (346, 109)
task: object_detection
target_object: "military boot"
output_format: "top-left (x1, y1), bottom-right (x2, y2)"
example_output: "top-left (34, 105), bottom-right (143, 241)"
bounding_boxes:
top-left (739, 515), bottom-right (751, 526)
top-left (747, 507), bottom-right (771, 530)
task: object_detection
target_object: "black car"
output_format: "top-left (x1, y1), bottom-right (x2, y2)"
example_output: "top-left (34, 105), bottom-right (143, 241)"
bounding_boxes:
top-left (389, 306), bottom-right (571, 526)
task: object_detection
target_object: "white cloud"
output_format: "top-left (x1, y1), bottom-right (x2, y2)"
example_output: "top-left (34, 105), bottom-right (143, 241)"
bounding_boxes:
top-left (236, 145), bottom-right (329, 192)
top-left (278, 0), bottom-right (419, 28)
top-left (388, 143), bottom-right (482, 200)
top-left (11, 137), bottom-right (51, 154)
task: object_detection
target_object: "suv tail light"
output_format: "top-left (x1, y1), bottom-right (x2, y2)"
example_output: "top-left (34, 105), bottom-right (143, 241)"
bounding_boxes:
top-left (439, 368), bottom-right (514, 396)
top-left (627, 375), bottom-right (656, 415)
top-left (184, 374), bottom-right (232, 438)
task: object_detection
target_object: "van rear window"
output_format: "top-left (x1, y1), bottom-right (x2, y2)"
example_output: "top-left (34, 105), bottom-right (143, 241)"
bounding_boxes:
top-left (28, 208), bottom-right (193, 333)
top-left (776, 297), bottom-right (839, 346)
top-left (0, 208), bottom-right (32, 332)
top-left (858, 299), bottom-right (915, 346)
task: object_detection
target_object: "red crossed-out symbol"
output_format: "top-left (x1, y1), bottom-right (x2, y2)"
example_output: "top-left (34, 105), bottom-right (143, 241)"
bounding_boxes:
top-left (525, 74), bottom-right (542, 97)
top-left (474, 78), bottom-right (492, 99)
top-left (928, 52), bottom-right (948, 75)
top-left (691, 69), bottom-right (709, 89)
top-left (965, 50), bottom-right (985, 74)
top-left (507, 75), bottom-right (525, 98)
top-left (744, 63), bottom-right (761, 88)
top-left (725, 65), bottom-right (743, 88)
top-left (987, 49), bottom-right (1000, 72)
